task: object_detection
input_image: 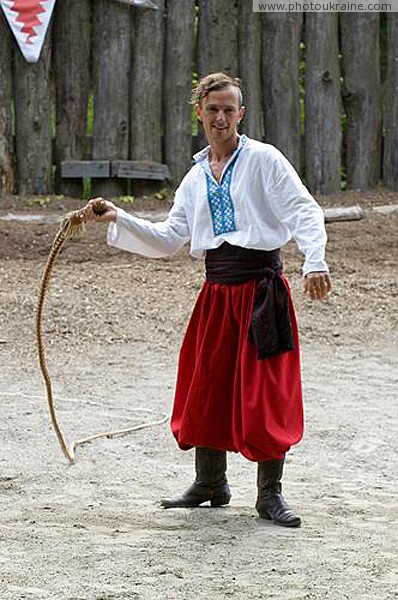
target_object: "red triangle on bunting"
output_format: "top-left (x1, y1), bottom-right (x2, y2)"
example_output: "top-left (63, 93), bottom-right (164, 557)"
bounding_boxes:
top-left (0, 0), bottom-right (56, 63)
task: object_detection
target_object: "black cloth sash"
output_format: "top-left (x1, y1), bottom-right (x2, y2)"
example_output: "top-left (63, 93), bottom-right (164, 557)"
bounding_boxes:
top-left (205, 242), bottom-right (294, 360)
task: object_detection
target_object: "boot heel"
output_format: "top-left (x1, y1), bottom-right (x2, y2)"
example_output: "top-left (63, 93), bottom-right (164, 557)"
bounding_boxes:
top-left (257, 510), bottom-right (272, 520)
top-left (210, 494), bottom-right (230, 507)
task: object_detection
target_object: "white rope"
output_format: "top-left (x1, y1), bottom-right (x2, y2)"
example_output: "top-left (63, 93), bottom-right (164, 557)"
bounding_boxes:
top-left (0, 390), bottom-right (169, 454)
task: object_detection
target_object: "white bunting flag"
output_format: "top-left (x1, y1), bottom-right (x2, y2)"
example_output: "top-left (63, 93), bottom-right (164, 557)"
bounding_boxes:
top-left (0, 0), bottom-right (56, 63)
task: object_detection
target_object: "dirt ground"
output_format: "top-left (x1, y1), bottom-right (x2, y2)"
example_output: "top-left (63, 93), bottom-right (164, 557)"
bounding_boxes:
top-left (0, 188), bottom-right (397, 600)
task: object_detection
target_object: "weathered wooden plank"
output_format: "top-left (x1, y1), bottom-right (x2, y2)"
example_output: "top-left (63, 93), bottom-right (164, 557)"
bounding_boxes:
top-left (262, 13), bottom-right (303, 171)
top-left (340, 14), bottom-right (381, 190)
top-left (197, 0), bottom-right (239, 77)
top-left (113, 168), bottom-right (167, 181)
top-left (383, 14), bottom-right (398, 191)
top-left (92, 0), bottom-right (131, 197)
top-left (112, 160), bottom-right (170, 179)
top-left (61, 160), bottom-right (169, 180)
top-left (0, 11), bottom-right (15, 194)
top-left (130, 0), bottom-right (165, 194)
top-left (305, 13), bottom-right (341, 195)
top-left (196, 0), bottom-right (239, 150)
top-left (163, 0), bottom-right (195, 184)
top-left (61, 161), bottom-right (110, 178)
top-left (13, 36), bottom-right (53, 195)
top-left (130, 0), bottom-right (165, 161)
top-left (53, 0), bottom-right (91, 197)
top-left (237, 0), bottom-right (264, 141)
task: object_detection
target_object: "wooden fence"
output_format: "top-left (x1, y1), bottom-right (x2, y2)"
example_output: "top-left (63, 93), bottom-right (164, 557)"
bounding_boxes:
top-left (0, 2), bottom-right (397, 197)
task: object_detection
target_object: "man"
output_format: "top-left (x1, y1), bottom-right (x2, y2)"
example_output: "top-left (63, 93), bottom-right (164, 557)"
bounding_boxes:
top-left (83, 72), bottom-right (332, 528)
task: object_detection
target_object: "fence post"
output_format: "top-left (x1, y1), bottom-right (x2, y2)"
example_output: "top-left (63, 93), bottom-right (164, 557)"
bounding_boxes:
top-left (340, 14), bottom-right (381, 190)
top-left (305, 13), bottom-right (341, 194)
top-left (0, 11), bottom-right (14, 195)
top-left (383, 14), bottom-right (398, 191)
top-left (53, 0), bottom-right (91, 198)
top-left (92, 0), bottom-right (131, 197)
top-left (130, 0), bottom-right (165, 195)
top-left (13, 36), bottom-right (53, 195)
top-left (237, 0), bottom-right (264, 141)
top-left (262, 13), bottom-right (303, 172)
top-left (163, 0), bottom-right (195, 185)
top-left (195, 0), bottom-right (239, 149)
top-left (197, 0), bottom-right (239, 77)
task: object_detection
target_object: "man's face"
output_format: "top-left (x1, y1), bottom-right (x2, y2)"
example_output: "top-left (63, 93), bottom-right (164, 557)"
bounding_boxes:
top-left (195, 86), bottom-right (245, 146)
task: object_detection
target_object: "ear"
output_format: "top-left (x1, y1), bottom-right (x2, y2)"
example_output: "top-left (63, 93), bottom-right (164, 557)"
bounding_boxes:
top-left (195, 103), bottom-right (202, 122)
top-left (238, 105), bottom-right (246, 123)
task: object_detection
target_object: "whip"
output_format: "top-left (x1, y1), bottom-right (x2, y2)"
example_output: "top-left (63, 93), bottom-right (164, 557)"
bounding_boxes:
top-left (36, 199), bottom-right (168, 462)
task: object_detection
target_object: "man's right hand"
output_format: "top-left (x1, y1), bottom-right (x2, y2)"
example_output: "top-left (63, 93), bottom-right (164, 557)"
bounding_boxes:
top-left (82, 197), bottom-right (117, 223)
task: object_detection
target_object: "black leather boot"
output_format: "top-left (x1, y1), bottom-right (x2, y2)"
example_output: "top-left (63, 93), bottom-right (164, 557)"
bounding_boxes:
top-left (256, 459), bottom-right (301, 527)
top-left (161, 447), bottom-right (231, 508)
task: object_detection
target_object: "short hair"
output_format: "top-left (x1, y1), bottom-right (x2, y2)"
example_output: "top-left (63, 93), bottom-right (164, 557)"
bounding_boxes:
top-left (191, 72), bottom-right (243, 106)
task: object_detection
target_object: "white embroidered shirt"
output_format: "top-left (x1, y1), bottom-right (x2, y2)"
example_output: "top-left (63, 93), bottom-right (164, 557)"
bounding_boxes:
top-left (107, 136), bottom-right (329, 275)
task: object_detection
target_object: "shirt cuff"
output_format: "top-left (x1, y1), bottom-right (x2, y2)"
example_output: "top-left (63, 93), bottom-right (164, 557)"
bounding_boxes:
top-left (302, 245), bottom-right (329, 276)
top-left (302, 259), bottom-right (329, 277)
top-left (107, 207), bottom-right (126, 248)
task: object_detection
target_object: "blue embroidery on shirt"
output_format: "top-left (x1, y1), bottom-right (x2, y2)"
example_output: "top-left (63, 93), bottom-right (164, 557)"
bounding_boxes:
top-left (195, 135), bottom-right (248, 237)
top-left (206, 165), bottom-right (237, 236)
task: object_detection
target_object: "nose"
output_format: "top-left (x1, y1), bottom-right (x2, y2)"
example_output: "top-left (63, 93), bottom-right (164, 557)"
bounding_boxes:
top-left (215, 110), bottom-right (227, 121)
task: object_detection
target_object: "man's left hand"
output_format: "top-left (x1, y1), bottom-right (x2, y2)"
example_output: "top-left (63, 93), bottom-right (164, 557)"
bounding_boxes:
top-left (303, 272), bottom-right (332, 301)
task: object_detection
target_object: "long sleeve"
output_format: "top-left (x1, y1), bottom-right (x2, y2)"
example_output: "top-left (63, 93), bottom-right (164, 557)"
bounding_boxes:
top-left (107, 188), bottom-right (191, 258)
top-left (265, 148), bottom-right (329, 276)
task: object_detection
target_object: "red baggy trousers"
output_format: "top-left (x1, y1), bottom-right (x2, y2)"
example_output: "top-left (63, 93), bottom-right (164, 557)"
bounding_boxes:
top-left (171, 276), bottom-right (304, 462)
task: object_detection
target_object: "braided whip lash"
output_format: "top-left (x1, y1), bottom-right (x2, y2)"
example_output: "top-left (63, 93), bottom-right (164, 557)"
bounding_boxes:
top-left (36, 199), bottom-right (167, 462)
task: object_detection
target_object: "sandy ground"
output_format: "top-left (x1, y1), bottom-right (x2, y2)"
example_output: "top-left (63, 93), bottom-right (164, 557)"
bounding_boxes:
top-left (0, 189), bottom-right (397, 600)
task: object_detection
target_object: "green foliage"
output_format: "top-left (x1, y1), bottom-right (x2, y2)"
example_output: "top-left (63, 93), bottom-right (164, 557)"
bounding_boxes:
top-left (192, 71), bottom-right (199, 136)
top-left (82, 177), bottom-right (91, 200)
top-left (119, 195), bottom-right (135, 205)
top-left (340, 166), bottom-right (347, 191)
top-left (27, 196), bottom-right (51, 207)
top-left (87, 94), bottom-right (94, 135)
top-left (153, 188), bottom-right (168, 200)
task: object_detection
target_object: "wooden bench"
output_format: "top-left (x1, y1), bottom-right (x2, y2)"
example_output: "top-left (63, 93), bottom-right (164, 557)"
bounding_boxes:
top-left (61, 160), bottom-right (170, 181)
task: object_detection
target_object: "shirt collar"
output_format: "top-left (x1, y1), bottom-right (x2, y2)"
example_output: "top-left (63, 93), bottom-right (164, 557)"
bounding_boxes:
top-left (193, 134), bottom-right (248, 164)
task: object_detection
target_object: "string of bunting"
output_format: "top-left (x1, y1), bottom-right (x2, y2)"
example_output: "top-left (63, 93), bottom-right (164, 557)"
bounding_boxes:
top-left (0, 0), bottom-right (157, 64)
